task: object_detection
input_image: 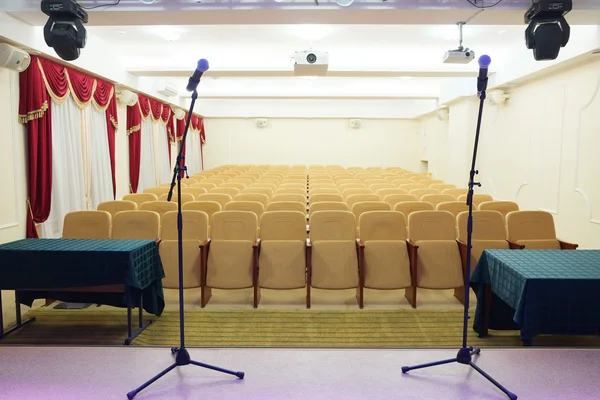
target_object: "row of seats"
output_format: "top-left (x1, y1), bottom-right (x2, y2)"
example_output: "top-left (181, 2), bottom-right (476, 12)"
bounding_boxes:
top-left (62, 207), bottom-right (577, 309)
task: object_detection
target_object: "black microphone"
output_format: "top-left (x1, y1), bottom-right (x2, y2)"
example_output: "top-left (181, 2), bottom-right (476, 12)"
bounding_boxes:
top-left (186, 58), bottom-right (209, 92)
top-left (477, 54), bottom-right (491, 96)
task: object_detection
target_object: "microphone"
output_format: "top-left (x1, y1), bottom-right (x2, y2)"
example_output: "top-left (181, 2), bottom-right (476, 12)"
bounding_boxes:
top-left (186, 58), bottom-right (210, 92)
top-left (477, 54), bottom-right (491, 96)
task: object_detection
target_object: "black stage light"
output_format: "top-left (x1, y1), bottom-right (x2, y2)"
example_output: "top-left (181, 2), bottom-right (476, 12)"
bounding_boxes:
top-left (525, 0), bottom-right (572, 61)
top-left (41, 0), bottom-right (89, 61)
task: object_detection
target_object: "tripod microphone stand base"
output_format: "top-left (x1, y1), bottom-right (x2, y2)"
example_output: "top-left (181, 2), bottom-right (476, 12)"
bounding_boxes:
top-left (126, 347), bottom-right (244, 399)
top-left (401, 347), bottom-right (517, 400)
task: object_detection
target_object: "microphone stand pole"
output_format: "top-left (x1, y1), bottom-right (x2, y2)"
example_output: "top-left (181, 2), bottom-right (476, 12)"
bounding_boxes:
top-left (400, 84), bottom-right (517, 400)
top-left (126, 90), bottom-right (245, 400)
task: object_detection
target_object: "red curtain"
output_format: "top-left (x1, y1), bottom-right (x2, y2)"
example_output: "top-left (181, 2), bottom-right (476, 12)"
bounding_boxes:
top-left (19, 57), bottom-right (52, 238)
top-left (98, 81), bottom-right (118, 198)
top-left (127, 102), bottom-right (142, 193)
top-left (177, 113), bottom-right (188, 178)
top-left (198, 117), bottom-right (205, 171)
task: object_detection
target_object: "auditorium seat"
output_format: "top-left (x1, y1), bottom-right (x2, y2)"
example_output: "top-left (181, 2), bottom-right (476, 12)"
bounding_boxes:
top-left (307, 211), bottom-right (359, 308)
top-left (159, 210), bottom-right (209, 289)
top-left (181, 187), bottom-right (208, 197)
top-left (160, 182), bottom-right (187, 188)
top-left (351, 202), bottom-right (391, 224)
top-left (399, 184), bottom-right (427, 192)
top-left (139, 201), bottom-right (178, 217)
top-left (251, 183), bottom-right (278, 192)
top-left (376, 188), bottom-right (407, 199)
top-left (346, 194), bottom-right (381, 209)
top-left (204, 211), bottom-right (260, 307)
top-left (409, 188), bottom-right (440, 199)
top-left (123, 193), bottom-right (158, 208)
top-left (272, 194), bottom-right (306, 204)
top-left (382, 194), bottom-right (419, 208)
top-left (308, 188), bottom-right (339, 196)
top-left (357, 211), bottom-right (411, 308)
top-left (277, 188), bottom-right (306, 196)
top-left (478, 200), bottom-right (519, 220)
top-left (97, 200), bottom-right (138, 217)
top-left (221, 182), bottom-right (247, 191)
top-left (457, 193), bottom-right (493, 208)
top-left (211, 187), bottom-right (240, 198)
top-left (112, 210), bottom-right (160, 241)
top-left (196, 193), bottom-right (232, 207)
top-left (393, 201), bottom-right (435, 220)
top-left (189, 174), bottom-right (206, 181)
top-left (206, 178), bottom-right (227, 186)
top-left (425, 180), bottom-right (445, 187)
top-left (191, 182), bottom-right (217, 191)
top-left (406, 210), bottom-right (465, 308)
top-left (258, 211), bottom-right (307, 306)
top-left (280, 183), bottom-right (306, 190)
top-left (309, 193), bottom-right (344, 205)
top-left (369, 183), bottom-right (395, 192)
top-left (144, 187), bottom-right (170, 197)
top-left (392, 179), bottom-right (413, 187)
top-left (158, 193), bottom-right (195, 204)
top-left (337, 182), bottom-right (364, 190)
top-left (62, 210), bottom-right (112, 239)
top-left (266, 201), bottom-right (306, 213)
top-left (243, 187), bottom-right (275, 199)
top-left (442, 188), bottom-right (468, 199)
top-left (342, 188), bottom-right (372, 200)
top-left (506, 210), bottom-right (578, 250)
top-left (421, 194), bottom-right (456, 208)
top-left (430, 184), bottom-right (456, 191)
top-left (235, 193), bottom-right (269, 208)
top-left (182, 201), bottom-right (222, 230)
top-left (436, 201), bottom-right (469, 218)
top-left (309, 201), bottom-right (349, 215)
top-left (224, 201), bottom-right (265, 223)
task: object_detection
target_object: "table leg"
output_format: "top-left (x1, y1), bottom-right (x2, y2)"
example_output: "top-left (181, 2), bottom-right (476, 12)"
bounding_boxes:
top-left (0, 291), bottom-right (36, 340)
top-left (123, 290), bottom-right (152, 346)
top-left (479, 284), bottom-right (491, 338)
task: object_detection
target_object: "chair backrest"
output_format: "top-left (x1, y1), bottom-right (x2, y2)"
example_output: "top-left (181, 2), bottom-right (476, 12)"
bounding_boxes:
top-left (457, 210), bottom-right (507, 242)
top-left (191, 182), bottom-right (218, 191)
top-left (139, 201), bottom-right (178, 217)
top-left (97, 200), bottom-right (138, 217)
top-left (409, 188), bottom-right (440, 199)
top-left (309, 193), bottom-right (344, 205)
top-left (272, 194), bottom-right (306, 203)
top-left (392, 179), bottom-right (413, 187)
top-left (443, 188), bottom-right (468, 199)
top-left (364, 179), bottom-right (388, 187)
top-left (337, 183), bottom-right (364, 191)
top-left (251, 183), bottom-right (278, 192)
top-left (196, 193), bottom-right (232, 207)
top-left (506, 210), bottom-right (557, 242)
top-left (478, 201), bottom-right (519, 219)
top-left (376, 188), bottom-right (407, 199)
top-left (158, 193), bottom-right (195, 204)
top-left (181, 187), bottom-right (208, 197)
top-left (210, 211), bottom-right (258, 241)
top-left (224, 201), bottom-right (265, 222)
top-left (143, 187), bottom-right (169, 197)
top-left (457, 194), bottom-right (493, 207)
top-left (382, 194), bottom-right (419, 207)
top-left (112, 210), bottom-right (160, 240)
top-left (235, 193), bottom-right (269, 208)
top-left (211, 187), bottom-right (241, 198)
top-left (351, 201), bottom-right (391, 221)
top-left (309, 210), bottom-right (356, 241)
top-left (408, 210), bottom-right (457, 242)
top-left (393, 201), bottom-right (434, 219)
top-left (280, 183), bottom-right (306, 189)
top-left (161, 210), bottom-right (209, 241)
top-left (430, 184), bottom-right (456, 191)
top-left (260, 211), bottom-right (306, 241)
top-left (277, 188), bottom-right (306, 196)
top-left (359, 211), bottom-right (407, 241)
top-left (181, 201), bottom-right (222, 224)
top-left (123, 193), bottom-right (158, 207)
top-left (398, 184), bottom-right (427, 192)
top-left (266, 201), bottom-right (306, 213)
top-left (243, 187), bottom-right (274, 199)
top-left (221, 182), bottom-right (247, 191)
top-left (421, 194), bottom-right (456, 207)
top-left (62, 211), bottom-right (112, 239)
top-left (436, 201), bottom-right (469, 218)
top-left (309, 201), bottom-right (349, 215)
top-left (346, 194), bottom-right (381, 209)
top-left (341, 188), bottom-right (372, 199)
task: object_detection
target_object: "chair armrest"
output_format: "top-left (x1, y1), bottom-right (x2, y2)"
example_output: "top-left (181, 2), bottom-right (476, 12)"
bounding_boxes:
top-left (306, 238), bottom-right (311, 247)
top-left (356, 238), bottom-right (364, 249)
top-left (406, 239), bottom-right (418, 250)
top-left (253, 238), bottom-right (261, 249)
top-left (155, 238), bottom-right (162, 246)
top-left (199, 238), bottom-right (211, 250)
top-left (507, 240), bottom-right (525, 249)
top-left (558, 240), bottom-right (578, 250)
top-left (456, 239), bottom-right (469, 274)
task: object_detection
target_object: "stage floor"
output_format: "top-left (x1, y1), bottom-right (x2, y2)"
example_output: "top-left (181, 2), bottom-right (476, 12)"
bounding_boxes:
top-left (0, 347), bottom-right (598, 400)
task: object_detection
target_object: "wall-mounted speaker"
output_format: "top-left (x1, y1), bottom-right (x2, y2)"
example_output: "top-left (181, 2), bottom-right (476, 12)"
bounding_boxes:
top-left (348, 119), bottom-right (361, 129)
top-left (0, 43), bottom-right (31, 72)
top-left (488, 90), bottom-right (511, 105)
top-left (437, 108), bottom-right (449, 121)
top-left (255, 118), bottom-right (268, 128)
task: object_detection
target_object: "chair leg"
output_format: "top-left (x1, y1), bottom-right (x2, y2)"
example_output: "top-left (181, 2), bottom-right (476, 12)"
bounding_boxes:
top-left (405, 286), bottom-right (417, 308)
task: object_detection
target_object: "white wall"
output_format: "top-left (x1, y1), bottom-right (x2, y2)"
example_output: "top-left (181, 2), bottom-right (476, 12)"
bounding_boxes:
top-left (0, 67), bottom-right (27, 244)
top-left (203, 118), bottom-right (421, 170)
top-left (421, 59), bottom-right (600, 249)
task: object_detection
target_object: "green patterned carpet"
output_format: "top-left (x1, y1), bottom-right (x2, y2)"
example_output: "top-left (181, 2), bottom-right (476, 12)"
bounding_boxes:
top-left (1, 307), bottom-right (599, 348)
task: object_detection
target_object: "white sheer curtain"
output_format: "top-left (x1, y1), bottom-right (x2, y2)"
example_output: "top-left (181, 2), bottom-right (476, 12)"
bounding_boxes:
top-left (88, 106), bottom-right (114, 208)
top-left (185, 130), bottom-right (202, 175)
top-left (42, 97), bottom-right (86, 238)
top-left (138, 118), bottom-right (158, 193)
top-left (153, 122), bottom-right (172, 184)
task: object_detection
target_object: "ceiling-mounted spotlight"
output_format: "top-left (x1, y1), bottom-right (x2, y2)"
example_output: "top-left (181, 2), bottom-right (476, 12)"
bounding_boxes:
top-left (41, 0), bottom-right (88, 61)
top-left (525, 0), bottom-right (572, 61)
top-left (336, 0), bottom-right (354, 6)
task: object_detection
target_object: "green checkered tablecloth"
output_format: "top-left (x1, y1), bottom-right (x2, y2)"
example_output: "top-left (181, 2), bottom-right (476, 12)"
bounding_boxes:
top-left (471, 249), bottom-right (600, 341)
top-left (0, 239), bottom-right (165, 315)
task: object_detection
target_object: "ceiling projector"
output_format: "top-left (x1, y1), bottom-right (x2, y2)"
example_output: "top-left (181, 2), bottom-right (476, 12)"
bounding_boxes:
top-left (443, 48), bottom-right (475, 64)
top-left (293, 50), bottom-right (329, 76)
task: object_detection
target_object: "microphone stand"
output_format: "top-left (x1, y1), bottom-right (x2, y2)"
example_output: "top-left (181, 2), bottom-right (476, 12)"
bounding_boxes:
top-left (400, 84), bottom-right (517, 400)
top-left (126, 90), bottom-right (245, 400)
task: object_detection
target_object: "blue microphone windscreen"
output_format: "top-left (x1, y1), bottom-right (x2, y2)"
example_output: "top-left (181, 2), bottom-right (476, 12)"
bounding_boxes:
top-left (197, 58), bottom-right (210, 72)
top-left (478, 55), bottom-right (491, 69)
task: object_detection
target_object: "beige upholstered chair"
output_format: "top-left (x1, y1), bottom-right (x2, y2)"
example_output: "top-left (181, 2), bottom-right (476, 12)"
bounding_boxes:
top-left (224, 201), bottom-right (265, 223)
top-left (112, 210), bottom-right (160, 241)
top-left (196, 193), bottom-right (232, 207)
top-left (478, 201), bottom-right (519, 220)
top-left (307, 210), bottom-right (359, 308)
top-left (338, 183), bottom-right (365, 191)
top-left (457, 194), bottom-right (493, 208)
top-left (97, 200), bottom-right (138, 217)
top-left (393, 201), bottom-right (434, 221)
top-left (272, 194), bottom-right (306, 204)
top-left (123, 193), bottom-right (158, 208)
top-left (277, 188), bottom-right (307, 196)
top-left (309, 193), bottom-right (344, 205)
top-left (310, 183), bottom-right (337, 189)
top-left (258, 211), bottom-right (307, 306)
top-left (204, 211), bottom-right (260, 307)
top-left (341, 188), bottom-right (372, 199)
top-left (409, 188), bottom-right (440, 199)
top-left (376, 188), bottom-right (407, 199)
top-left (308, 188), bottom-right (340, 196)
top-left (442, 188), bottom-right (468, 199)
top-left (399, 184), bottom-right (427, 192)
top-left (266, 201), bottom-right (306, 213)
top-left (191, 182), bottom-right (218, 191)
top-left (436, 201), bottom-right (469, 218)
top-left (251, 183), bottom-right (278, 193)
top-left (369, 183), bottom-right (395, 192)
top-left (160, 211), bottom-right (209, 289)
top-left (235, 193), bottom-right (269, 208)
top-left (181, 187), bottom-right (208, 197)
top-left (139, 201), bottom-right (178, 218)
top-left (308, 201), bottom-right (349, 216)
top-left (243, 187), bottom-right (274, 199)
top-left (421, 194), bottom-right (456, 208)
top-left (280, 183), bottom-right (306, 190)
top-left (182, 201), bottom-right (222, 229)
top-left (221, 182), bottom-right (246, 191)
top-left (158, 193), bottom-right (195, 204)
top-left (392, 179), bottom-right (413, 187)
top-left (424, 180), bottom-right (444, 187)
top-left (160, 182), bottom-right (187, 188)
top-left (351, 202), bottom-right (391, 224)
top-left (62, 211), bottom-right (112, 239)
top-left (506, 210), bottom-right (578, 250)
top-left (144, 186), bottom-right (170, 197)
top-left (346, 194), bottom-right (381, 209)
top-left (430, 184), bottom-right (456, 191)
top-left (382, 194), bottom-right (419, 208)
top-left (364, 179), bottom-right (388, 187)
top-left (406, 210), bottom-right (465, 308)
top-left (210, 187), bottom-right (240, 199)
top-left (357, 211), bottom-right (412, 308)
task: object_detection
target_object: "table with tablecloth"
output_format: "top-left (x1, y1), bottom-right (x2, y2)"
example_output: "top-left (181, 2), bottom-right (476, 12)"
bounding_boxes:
top-left (0, 238), bottom-right (165, 344)
top-left (471, 249), bottom-right (600, 343)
